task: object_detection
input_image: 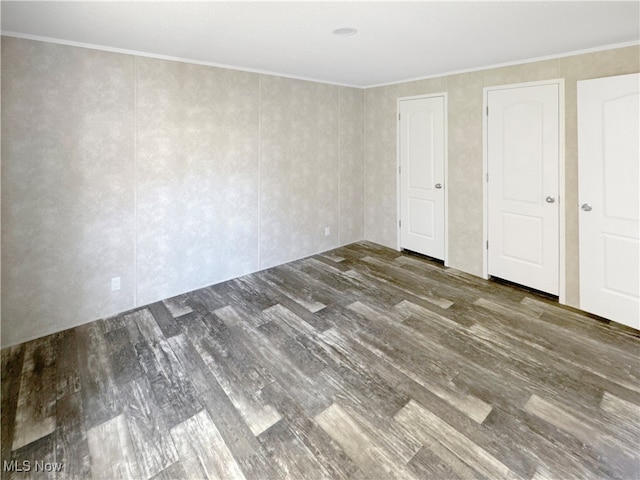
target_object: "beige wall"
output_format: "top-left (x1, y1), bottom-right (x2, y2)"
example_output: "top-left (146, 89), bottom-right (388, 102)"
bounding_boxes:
top-left (364, 45), bottom-right (640, 307)
top-left (1, 37), bottom-right (364, 347)
top-left (2, 38), bottom-right (137, 347)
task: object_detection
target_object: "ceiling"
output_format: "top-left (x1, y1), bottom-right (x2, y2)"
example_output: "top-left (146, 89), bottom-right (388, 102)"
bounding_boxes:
top-left (1, 1), bottom-right (639, 88)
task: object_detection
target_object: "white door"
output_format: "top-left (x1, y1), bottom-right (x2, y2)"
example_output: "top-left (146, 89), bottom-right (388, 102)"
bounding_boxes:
top-left (399, 96), bottom-right (445, 260)
top-left (578, 73), bottom-right (639, 330)
top-left (487, 83), bottom-right (560, 295)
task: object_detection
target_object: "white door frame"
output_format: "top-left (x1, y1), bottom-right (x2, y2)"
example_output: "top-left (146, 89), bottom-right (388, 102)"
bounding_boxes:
top-left (482, 79), bottom-right (566, 303)
top-left (396, 92), bottom-right (449, 265)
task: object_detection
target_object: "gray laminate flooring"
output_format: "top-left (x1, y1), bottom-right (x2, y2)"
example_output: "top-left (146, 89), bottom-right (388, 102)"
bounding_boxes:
top-left (2, 241), bottom-right (639, 479)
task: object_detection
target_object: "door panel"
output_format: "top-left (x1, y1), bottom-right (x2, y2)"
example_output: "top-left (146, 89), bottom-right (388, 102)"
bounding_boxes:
top-left (603, 93), bottom-right (639, 221)
top-left (603, 234), bottom-right (639, 297)
top-left (487, 84), bottom-right (559, 295)
top-left (408, 198), bottom-right (435, 238)
top-left (502, 102), bottom-right (543, 204)
top-left (400, 96), bottom-right (445, 260)
top-left (501, 213), bottom-right (542, 265)
top-left (578, 73), bottom-right (639, 329)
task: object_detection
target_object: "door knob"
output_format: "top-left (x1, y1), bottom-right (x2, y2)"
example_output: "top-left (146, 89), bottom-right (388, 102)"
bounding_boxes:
top-left (545, 196), bottom-right (556, 203)
top-left (435, 183), bottom-right (442, 189)
top-left (581, 203), bottom-right (592, 212)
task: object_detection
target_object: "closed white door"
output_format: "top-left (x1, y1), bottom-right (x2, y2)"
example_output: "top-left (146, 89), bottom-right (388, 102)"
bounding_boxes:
top-left (578, 73), bottom-right (639, 330)
top-left (487, 84), bottom-right (559, 295)
top-left (399, 96), bottom-right (445, 260)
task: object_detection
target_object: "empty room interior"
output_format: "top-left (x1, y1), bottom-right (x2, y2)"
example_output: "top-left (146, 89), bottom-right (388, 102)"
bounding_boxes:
top-left (1, 1), bottom-right (640, 479)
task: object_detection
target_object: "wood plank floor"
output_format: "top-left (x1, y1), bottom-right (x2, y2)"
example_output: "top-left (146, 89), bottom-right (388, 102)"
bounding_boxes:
top-left (2, 241), bottom-right (639, 479)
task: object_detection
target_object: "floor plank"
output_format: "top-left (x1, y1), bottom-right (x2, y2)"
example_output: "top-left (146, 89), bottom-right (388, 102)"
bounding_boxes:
top-left (1, 344), bottom-right (25, 463)
top-left (75, 321), bottom-right (121, 429)
top-left (86, 414), bottom-right (141, 480)
top-left (119, 375), bottom-right (179, 479)
top-left (315, 403), bottom-right (418, 480)
top-left (170, 410), bottom-right (245, 480)
top-left (55, 390), bottom-right (91, 480)
top-left (11, 336), bottom-right (57, 451)
top-left (394, 399), bottom-right (519, 480)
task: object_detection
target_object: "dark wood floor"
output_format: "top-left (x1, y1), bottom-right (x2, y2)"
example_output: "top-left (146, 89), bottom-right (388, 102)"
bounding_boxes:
top-left (2, 241), bottom-right (639, 480)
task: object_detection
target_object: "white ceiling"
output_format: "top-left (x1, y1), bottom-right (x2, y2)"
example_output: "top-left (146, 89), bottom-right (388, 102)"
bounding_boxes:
top-left (1, 1), bottom-right (639, 88)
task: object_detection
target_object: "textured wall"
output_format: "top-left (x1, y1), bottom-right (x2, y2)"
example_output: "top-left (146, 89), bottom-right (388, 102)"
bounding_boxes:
top-left (1, 37), bottom-right (365, 347)
top-left (2, 38), bottom-right (137, 347)
top-left (136, 58), bottom-right (260, 306)
top-left (363, 45), bottom-right (640, 307)
top-left (339, 87), bottom-right (365, 245)
top-left (260, 76), bottom-right (340, 269)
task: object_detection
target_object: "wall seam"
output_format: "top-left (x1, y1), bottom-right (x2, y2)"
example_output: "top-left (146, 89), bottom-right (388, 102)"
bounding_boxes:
top-left (362, 90), bottom-right (367, 241)
top-left (133, 55), bottom-right (139, 308)
top-left (360, 89), bottom-right (365, 241)
top-left (258, 74), bottom-right (262, 270)
top-left (338, 88), bottom-right (342, 245)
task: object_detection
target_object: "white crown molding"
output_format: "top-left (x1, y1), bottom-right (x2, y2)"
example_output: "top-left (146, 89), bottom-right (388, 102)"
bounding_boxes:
top-left (0, 31), bottom-right (361, 89)
top-left (364, 40), bottom-right (640, 89)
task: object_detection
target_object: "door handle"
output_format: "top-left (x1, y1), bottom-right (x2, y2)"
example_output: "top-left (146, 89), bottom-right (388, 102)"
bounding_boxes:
top-left (581, 203), bottom-right (592, 212)
top-left (545, 196), bottom-right (555, 203)
top-left (435, 183), bottom-right (442, 189)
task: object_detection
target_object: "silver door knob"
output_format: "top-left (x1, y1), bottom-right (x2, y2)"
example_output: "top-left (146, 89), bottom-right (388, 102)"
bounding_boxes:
top-left (435, 183), bottom-right (442, 189)
top-left (581, 203), bottom-right (592, 212)
top-left (545, 196), bottom-right (555, 203)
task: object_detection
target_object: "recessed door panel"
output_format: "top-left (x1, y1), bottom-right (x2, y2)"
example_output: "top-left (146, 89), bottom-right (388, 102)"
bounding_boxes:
top-left (603, 93), bottom-right (639, 221)
top-left (501, 213), bottom-right (542, 265)
top-left (603, 234), bottom-right (639, 298)
top-left (408, 198), bottom-right (435, 238)
top-left (408, 110), bottom-right (435, 191)
top-left (502, 102), bottom-right (543, 204)
top-left (487, 83), bottom-right (559, 295)
top-left (579, 73), bottom-right (639, 329)
top-left (400, 96), bottom-right (445, 260)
